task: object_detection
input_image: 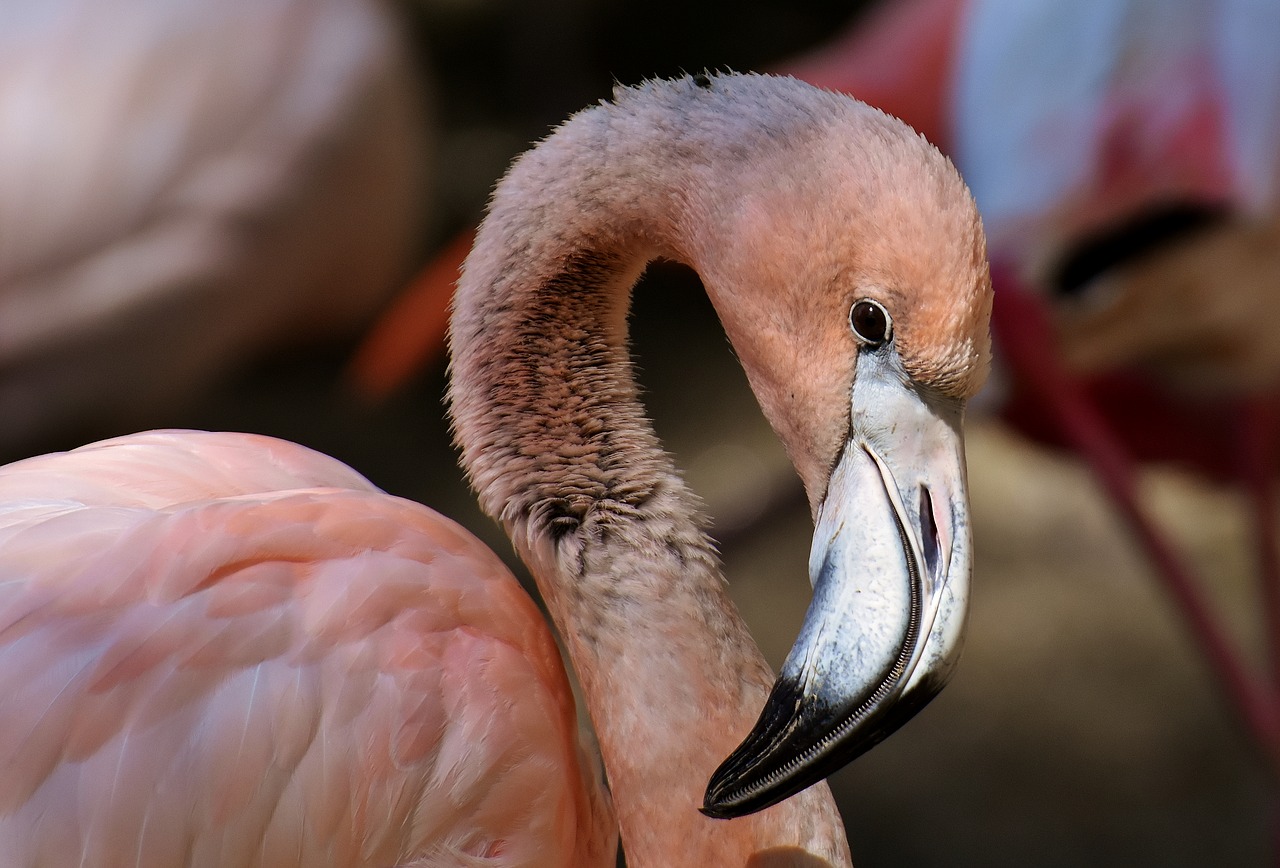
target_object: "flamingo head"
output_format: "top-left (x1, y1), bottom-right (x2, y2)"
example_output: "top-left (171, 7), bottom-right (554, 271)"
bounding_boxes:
top-left (684, 77), bottom-right (992, 818)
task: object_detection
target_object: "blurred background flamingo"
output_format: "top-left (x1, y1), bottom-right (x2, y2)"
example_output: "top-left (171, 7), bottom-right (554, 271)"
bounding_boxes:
top-left (6, 0), bottom-right (1279, 863)
top-left (0, 0), bottom-right (428, 456)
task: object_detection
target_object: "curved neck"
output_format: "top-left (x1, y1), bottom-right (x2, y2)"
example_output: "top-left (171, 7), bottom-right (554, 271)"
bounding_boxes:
top-left (449, 88), bottom-right (850, 865)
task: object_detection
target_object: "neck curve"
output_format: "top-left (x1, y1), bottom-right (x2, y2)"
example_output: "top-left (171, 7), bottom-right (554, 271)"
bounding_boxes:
top-left (449, 77), bottom-right (851, 866)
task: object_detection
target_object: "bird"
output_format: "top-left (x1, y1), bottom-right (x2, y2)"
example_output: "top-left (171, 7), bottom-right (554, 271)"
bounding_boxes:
top-left (0, 73), bottom-right (992, 866)
top-left (0, 0), bottom-right (427, 455)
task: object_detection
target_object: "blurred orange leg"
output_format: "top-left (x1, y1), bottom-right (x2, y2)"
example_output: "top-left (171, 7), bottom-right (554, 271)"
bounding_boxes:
top-left (347, 228), bottom-right (475, 400)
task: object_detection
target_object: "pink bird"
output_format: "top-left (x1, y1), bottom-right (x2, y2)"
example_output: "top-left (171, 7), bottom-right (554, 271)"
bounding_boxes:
top-left (0, 0), bottom-right (426, 452)
top-left (0, 74), bottom-right (992, 865)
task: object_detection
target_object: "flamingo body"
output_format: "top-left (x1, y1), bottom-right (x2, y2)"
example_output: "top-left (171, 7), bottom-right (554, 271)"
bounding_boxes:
top-left (0, 430), bottom-right (613, 866)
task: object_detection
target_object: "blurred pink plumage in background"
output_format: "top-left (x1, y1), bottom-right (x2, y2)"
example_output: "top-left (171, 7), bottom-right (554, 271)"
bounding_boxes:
top-left (0, 0), bottom-right (428, 452)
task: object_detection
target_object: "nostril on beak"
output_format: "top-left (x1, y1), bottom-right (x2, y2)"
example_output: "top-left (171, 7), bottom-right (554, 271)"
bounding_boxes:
top-left (919, 485), bottom-right (940, 591)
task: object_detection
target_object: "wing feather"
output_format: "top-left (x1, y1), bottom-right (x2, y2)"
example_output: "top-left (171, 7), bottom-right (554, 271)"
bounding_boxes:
top-left (0, 432), bottom-right (615, 866)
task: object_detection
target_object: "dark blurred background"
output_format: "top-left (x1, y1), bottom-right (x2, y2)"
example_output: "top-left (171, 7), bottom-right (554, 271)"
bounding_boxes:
top-left (2, 0), bottom-right (1273, 864)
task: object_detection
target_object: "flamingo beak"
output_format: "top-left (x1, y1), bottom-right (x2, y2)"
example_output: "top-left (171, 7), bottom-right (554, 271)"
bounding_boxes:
top-left (702, 351), bottom-right (971, 818)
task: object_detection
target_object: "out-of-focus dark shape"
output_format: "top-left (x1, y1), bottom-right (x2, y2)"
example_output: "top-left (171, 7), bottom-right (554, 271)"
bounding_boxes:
top-left (1057, 210), bottom-right (1280, 392)
top-left (0, 0), bottom-right (428, 453)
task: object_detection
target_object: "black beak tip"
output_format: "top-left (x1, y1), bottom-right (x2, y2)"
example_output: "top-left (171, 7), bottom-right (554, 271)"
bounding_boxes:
top-left (698, 801), bottom-right (734, 820)
top-left (700, 773), bottom-right (775, 820)
top-left (700, 758), bottom-right (763, 819)
top-left (700, 668), bottom-right (954, 821)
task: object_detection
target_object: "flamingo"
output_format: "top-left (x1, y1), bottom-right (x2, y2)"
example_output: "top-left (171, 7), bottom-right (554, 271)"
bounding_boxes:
top-left (0, 73), bottom-right (992, 865)
top-left (0, 0), bottom-right (426, 454)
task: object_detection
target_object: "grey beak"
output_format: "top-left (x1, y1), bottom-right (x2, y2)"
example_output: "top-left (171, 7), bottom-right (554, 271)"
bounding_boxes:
top-left (703, 353), bottom-right (971, 819)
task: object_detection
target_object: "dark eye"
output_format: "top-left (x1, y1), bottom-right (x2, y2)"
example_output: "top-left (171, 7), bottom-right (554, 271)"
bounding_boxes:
top-left (850, 299), bottom-right (891, 346)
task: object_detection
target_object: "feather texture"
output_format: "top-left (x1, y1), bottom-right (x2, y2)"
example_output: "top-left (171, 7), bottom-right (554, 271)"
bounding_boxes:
top-left (0, 431), bottom-right (614, 867)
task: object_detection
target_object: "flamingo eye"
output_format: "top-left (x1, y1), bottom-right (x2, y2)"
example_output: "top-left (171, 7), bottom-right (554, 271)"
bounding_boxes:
top-left (850, 299), bottom-right (891, 347)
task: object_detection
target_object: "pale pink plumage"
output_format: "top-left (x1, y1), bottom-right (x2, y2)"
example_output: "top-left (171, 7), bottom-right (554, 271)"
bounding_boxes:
top-left (0, 430), bottom-right (613, 866)
top-left (0, 0), bottom-right (426, 450)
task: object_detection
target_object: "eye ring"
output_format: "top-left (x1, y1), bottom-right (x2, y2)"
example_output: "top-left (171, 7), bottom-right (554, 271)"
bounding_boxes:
top-left (850, 298), bottom-right (892, 347)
